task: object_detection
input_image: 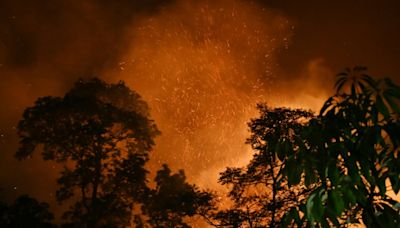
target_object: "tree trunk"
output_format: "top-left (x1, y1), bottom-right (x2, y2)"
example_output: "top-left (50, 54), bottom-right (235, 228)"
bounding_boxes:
top-left (88, 148), bottom-right (102, 228)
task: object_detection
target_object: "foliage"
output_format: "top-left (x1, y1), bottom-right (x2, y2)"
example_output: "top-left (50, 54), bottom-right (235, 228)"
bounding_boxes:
top-left (209, 67), bottom-right (400, 227)
top-left (142, 164), bottom-right (214, 228)
top-left (209, 105), bottom-right (314, 227)
top-left (0, 195), bottom-right (56, 228)
top-left (282, 66), bottom-right (400, 227)
top-left (16, 78), bottom-right (159, 227)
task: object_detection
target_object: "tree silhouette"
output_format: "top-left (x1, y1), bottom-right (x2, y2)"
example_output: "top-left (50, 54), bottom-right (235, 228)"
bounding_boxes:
top-left (16, 78), bottom-right (159, 227)
top-left (0, 195), bottom-right (55, 228)
top-left (282, 67), bottom-right (400, 227)
top-left (209, 105), bottom-right (314, 227)
top-left (142, 164), bottom-right (214, 228)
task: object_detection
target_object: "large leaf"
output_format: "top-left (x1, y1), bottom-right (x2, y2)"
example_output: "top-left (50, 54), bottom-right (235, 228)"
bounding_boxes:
top-left (286, 158), bottom-right (302, 186)
top-left (307, 189), bottom-right (325, 222)
top-left (389, 174), bottom-right (400, 194)
top-left (328, 189), bottom-right (345, 216)
top-left (326, 163), bottom-right (340, 186)
top-left (385, 95), bottom-right (400, 115)
top-left (376, 95), bottom-right (390, 119)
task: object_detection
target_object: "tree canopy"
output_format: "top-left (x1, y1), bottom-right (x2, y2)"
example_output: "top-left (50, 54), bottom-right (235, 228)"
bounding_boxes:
top-left (142, 164), bottom-right (214, 227)
top-left (16, 78), bottom-right (159, 227)
top-left (0, 195), bottom-right (55, 228)
top-left (210, 105), bottom-right (314, 227)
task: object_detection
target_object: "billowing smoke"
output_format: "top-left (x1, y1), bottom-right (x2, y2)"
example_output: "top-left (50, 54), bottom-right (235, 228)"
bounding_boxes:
top-left (274, 58), bottom-right (334, 111)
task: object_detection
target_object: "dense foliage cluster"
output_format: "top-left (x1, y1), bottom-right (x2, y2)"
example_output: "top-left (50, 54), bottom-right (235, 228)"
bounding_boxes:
top-left (208, 67), bottom-right (400, 227)
top-left (285, 67), bottom-right (400, 227)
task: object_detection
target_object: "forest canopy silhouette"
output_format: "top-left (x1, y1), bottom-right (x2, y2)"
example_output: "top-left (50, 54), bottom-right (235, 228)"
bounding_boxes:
top-left (1, 67), bottom-right (399, 227)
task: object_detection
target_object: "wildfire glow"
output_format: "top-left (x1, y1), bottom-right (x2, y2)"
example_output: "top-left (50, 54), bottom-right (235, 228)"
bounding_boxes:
top-left (105, 0), bottom-right (293, 187)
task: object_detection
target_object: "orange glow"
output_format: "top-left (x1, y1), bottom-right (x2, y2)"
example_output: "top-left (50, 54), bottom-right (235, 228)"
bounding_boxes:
top-left (104, 0), bottom-right (325, 189)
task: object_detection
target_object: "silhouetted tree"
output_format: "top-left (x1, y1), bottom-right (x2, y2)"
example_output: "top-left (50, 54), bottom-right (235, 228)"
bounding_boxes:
top-left (281, 67), bottom-right (400, 227)
top-left (16, 78), bottom-right (159, 227)
top-left (0, 195), bottom-right (55, 228)
top-left (210, 105), bottom-right (314, 227)
top-left (142, 164), bottom-right (214, 227)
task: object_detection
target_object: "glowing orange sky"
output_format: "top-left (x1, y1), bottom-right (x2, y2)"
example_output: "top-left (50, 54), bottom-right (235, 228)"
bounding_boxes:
top-left (1, 0), bottom-right (400, 223)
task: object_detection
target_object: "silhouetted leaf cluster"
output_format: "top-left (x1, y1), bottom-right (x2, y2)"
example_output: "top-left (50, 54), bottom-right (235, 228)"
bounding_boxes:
top-left (282, 67), bottom-right (400, 227)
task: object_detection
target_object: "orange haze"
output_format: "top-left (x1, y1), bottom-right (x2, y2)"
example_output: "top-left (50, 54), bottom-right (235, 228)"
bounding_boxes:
top-left (104, 0), bottom-right (329, 189)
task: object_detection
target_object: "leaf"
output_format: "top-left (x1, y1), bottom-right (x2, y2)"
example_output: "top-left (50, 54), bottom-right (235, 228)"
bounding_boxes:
top-left (276, 140), bottom-right (289, 161)
top-left (328, 189), bottom-right (345, 216)
top-left (375, 204), bottom-right (400, 227)
top-left (306, 194), bottom-right (316, 222)
top-left (389, 175), bottom-right (400, 194)
top-left (307, 189), bottom-right (325, 222)
top-left (385, 95), bottom-right (400, 114)
top-left (335, 77), bottom-right (347, 93)
top-left (291, 207), bottom-right (301, 224)
top-left (320, 97), bottom-right (334, 116)
top-left (286, 158), bottom-right (302, 186)
top-left (305, 167), bottom-right (317, 187)
top-left (361, 74), bottom-right (377, 91)
top-left (376, 95), bottom-right (390, 119)
top-left (376, 178), bottom-right (387, 197)
top-left (351, 84), bottom-right (356, 96)
top-left (343, 187), bottom-right (357, 205)
top-left (329, 216), bottom-right (340, 227)
top-left (346, 157), bottom-right (361, 185)
top-left (321, 218), bottom-right (330, 228)
top-left (327, 164), bottom-right (340, 186)
top-left (282, 207), bottom-right (301, 227)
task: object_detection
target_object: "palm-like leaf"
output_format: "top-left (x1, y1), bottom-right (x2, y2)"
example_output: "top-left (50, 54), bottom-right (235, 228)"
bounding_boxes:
top-left (335, 66), bottom-right (372, 95)
top-left (371, 78), bottom-right (400, 116)
top-left (334, 67), bottom-right (400, 118)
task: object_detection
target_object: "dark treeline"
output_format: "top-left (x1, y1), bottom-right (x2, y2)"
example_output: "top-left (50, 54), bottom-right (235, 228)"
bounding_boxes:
top-left (1, 66), bottom-right (400, 227)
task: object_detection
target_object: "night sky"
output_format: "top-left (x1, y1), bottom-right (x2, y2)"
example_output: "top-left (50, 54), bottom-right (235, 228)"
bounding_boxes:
top-left (1, 0), bottom-right (400, 223)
